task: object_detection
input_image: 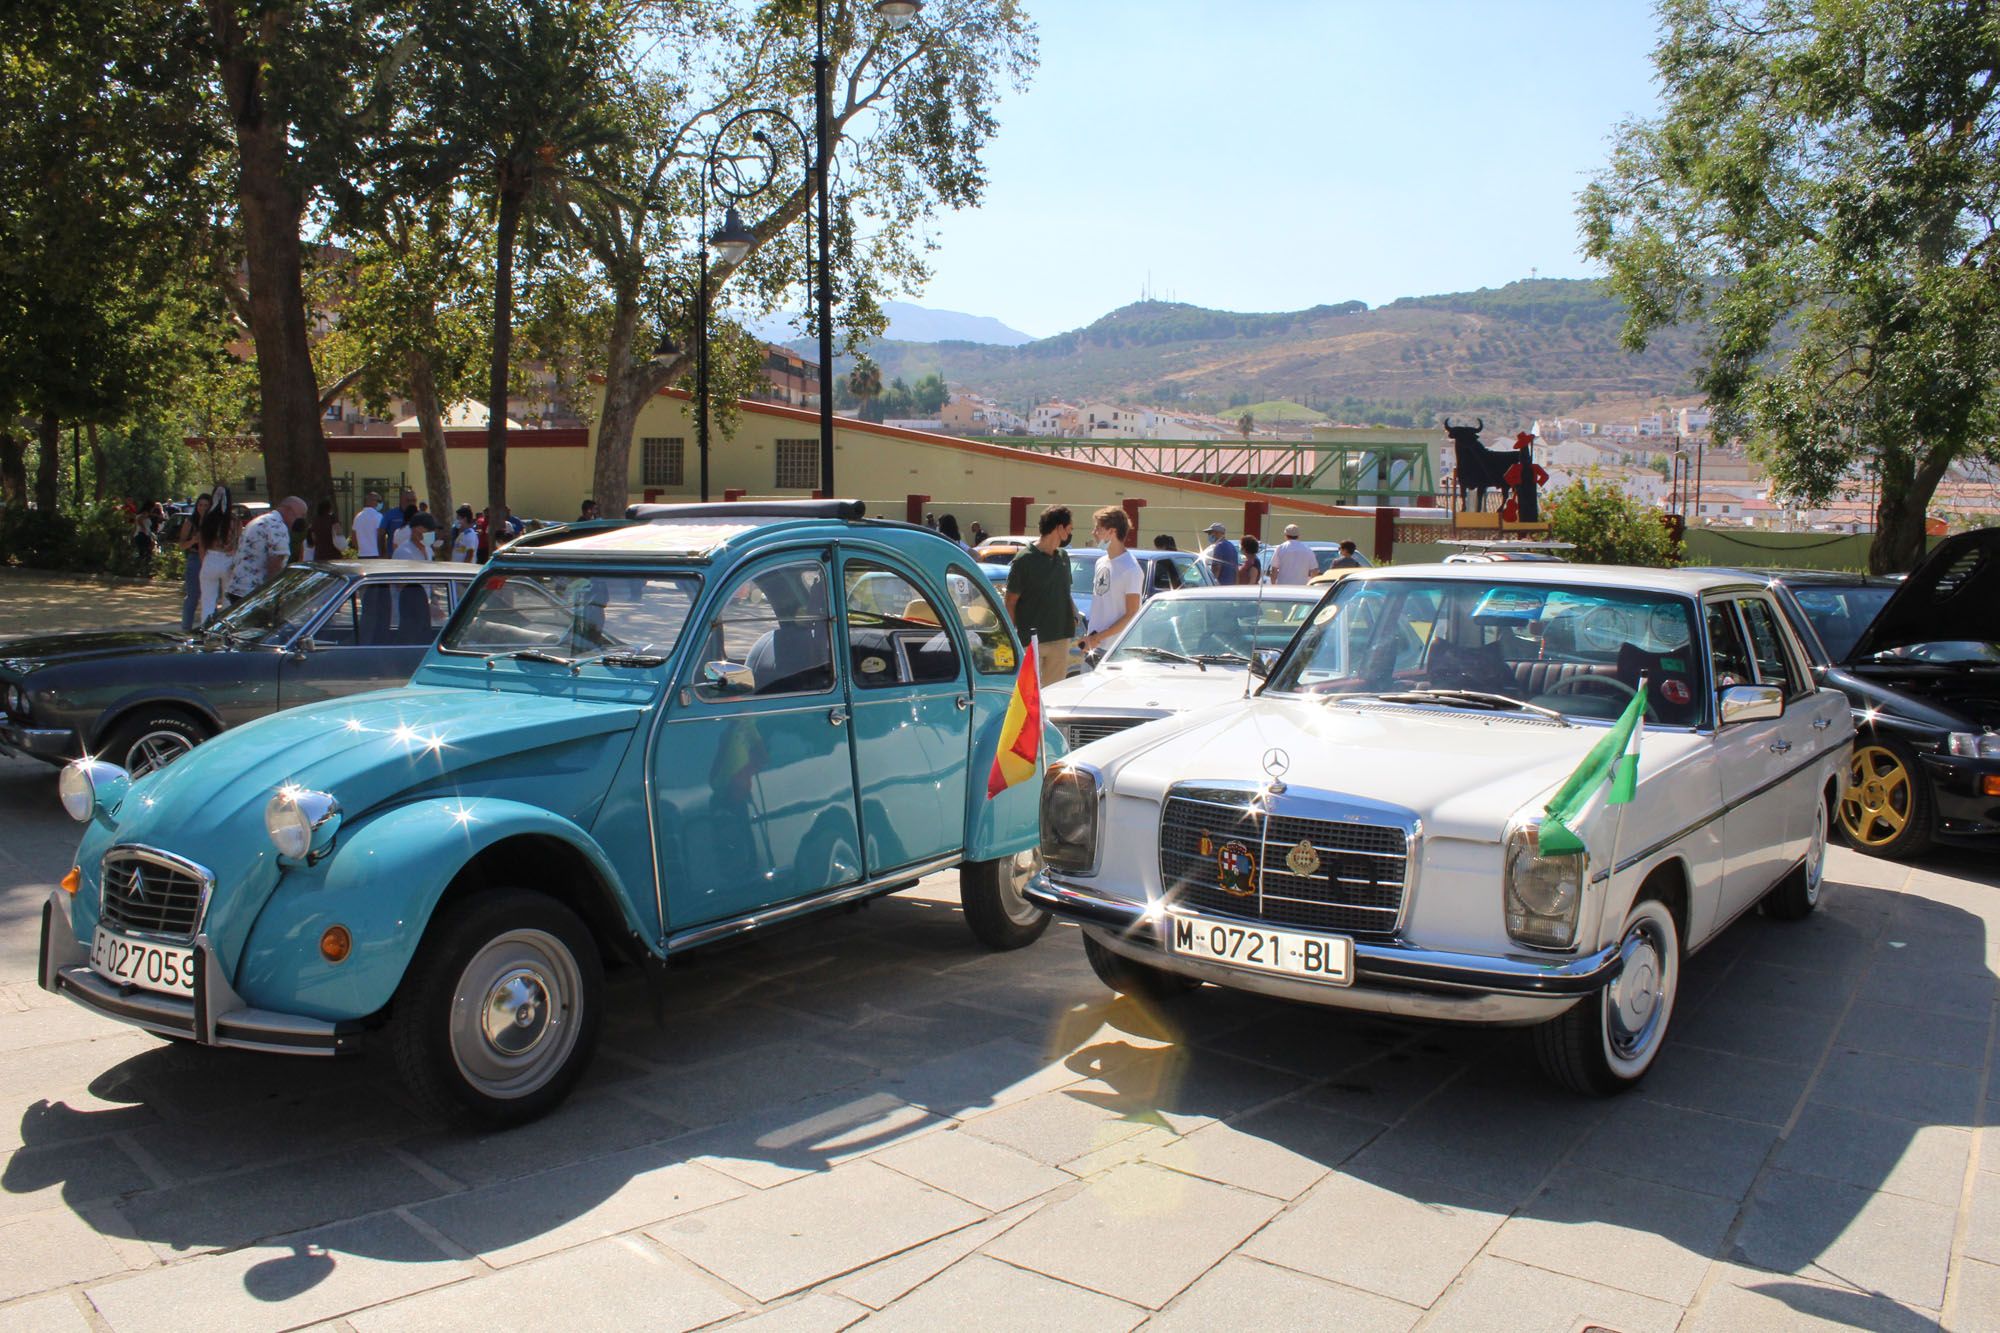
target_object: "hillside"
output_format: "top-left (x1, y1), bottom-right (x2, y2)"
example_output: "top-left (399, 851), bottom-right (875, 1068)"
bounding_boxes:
top-left (817, 279), bottom-right (1710, 428)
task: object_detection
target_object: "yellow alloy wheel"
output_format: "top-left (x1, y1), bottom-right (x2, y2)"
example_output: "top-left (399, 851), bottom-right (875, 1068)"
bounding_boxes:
top-left (1842, 743), bottom-right (1914, 848)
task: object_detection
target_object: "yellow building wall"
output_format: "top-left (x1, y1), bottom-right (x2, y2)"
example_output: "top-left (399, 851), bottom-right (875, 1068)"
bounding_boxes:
top-left (619, 394), bottom-right (1381, 549)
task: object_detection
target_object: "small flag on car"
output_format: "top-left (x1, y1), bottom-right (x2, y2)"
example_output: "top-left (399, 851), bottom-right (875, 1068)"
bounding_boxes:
top-left (987, 635), bottom-right (1042, 797)
top-left (1540, 680), bottom-right (1647, 857)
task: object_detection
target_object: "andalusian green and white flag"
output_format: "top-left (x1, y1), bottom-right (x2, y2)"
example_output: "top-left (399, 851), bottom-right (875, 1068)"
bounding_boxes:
top-left (1540, 681), bottom-right (1647, 857)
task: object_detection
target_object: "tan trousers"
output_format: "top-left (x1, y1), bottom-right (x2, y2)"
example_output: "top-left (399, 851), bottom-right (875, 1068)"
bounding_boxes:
top-left (1036, 637), bottom-right (1072, 686)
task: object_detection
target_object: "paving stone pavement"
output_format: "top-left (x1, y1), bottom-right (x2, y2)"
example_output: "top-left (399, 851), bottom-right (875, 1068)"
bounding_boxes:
top-left (0, 577), bottom-right (1995, 1330)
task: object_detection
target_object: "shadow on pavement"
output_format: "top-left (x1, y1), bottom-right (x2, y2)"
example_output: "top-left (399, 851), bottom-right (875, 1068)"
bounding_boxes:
top-left (2, 867), bottom-right (1991, 1321)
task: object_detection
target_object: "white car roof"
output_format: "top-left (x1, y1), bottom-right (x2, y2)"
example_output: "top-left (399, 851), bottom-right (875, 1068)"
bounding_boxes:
top-left (1351, 562), bottom-right (1766, 596)
top-left (1141, 584), bottom-right (1323, 603)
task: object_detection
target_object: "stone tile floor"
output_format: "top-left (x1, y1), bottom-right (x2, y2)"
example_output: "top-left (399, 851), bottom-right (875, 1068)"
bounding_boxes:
top-left (1, 754), bottom-right (1994, 1331)
top-left (0, 574), bottom-right (1994, 1330)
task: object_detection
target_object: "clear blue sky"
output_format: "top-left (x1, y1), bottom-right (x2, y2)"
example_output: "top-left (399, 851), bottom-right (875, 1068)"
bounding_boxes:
top-left (913, 0), bottom-right (1664, 339)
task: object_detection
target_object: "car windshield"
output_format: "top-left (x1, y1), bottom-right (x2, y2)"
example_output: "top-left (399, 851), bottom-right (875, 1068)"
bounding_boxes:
top-left (1266, 577), bottom-right (1708, 727)
top-left (1862, 639), bottom-right (2000, 665)
top-left (1110, 595), bottom-right (1316, 665)
top-left (208, 567), bottom-right (347, 645)
top-left (1789, 584), bottom-right (1897, 660)
top-left (442, 570), bottom-right (698, 662)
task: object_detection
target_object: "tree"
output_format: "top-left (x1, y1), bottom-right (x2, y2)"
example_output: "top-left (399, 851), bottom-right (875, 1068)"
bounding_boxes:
top-left (1581, 0), bottom-right (2000, 572)
top-left (579, 0), bottom-right (1037, 509)
top-left (1545, 481), bottom-right (1677, 567)
top-left (416, 0), bottom-right (629, 518)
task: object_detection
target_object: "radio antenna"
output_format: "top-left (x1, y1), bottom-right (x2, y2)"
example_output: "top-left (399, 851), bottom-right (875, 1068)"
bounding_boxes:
top-left (1245, 531), bottom-right (1266, 700)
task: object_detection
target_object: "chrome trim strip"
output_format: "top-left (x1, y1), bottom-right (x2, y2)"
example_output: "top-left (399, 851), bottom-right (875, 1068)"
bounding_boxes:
top-left (1586, 746), bottom-right (1834, 882)
top-left (665, 852), bottom-right (960, 954)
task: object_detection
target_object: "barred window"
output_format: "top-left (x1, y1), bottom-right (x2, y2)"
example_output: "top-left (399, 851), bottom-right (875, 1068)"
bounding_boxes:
top-left (641, 437), bottom-right (685, 488)
top-left (774, 439), bottom-right (819, 491)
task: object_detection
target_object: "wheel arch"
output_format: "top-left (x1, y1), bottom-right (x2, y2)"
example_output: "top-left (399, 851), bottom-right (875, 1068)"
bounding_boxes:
top-left (89, 694), bottom-right (220, 751)
top-left (437, 831), bottom-right (650, 968)
top-left (1629, 855), bottom-right (1690, 944)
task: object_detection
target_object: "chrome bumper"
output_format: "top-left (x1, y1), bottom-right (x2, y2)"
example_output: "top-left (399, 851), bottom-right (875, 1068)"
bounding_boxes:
top-left (38, 890), bottom-right (355, 1056)
top-left (1028, 872), bottom-right (1624, 999)
top-left (0, 722), bottom-right (76, 763)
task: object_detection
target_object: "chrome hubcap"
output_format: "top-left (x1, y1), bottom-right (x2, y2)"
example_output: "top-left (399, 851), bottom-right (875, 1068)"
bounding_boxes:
top-left (126, 730), bottom-right (195, 777)
top-left (1001, 850), bottom-right (1042, 926)
top-left (448, 928), bottom-right (581, 1099)
top-left (1603, 906), bottom-right (1676, 1073)
top-left (1806, 803), bottom-right (1828, 904)
top-left (481, 969), bottom-right (552, 1056)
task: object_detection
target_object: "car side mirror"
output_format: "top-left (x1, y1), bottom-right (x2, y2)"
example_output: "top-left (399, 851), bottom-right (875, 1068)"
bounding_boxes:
top-left (1718, 683), bottom-right (1784, 725)
top-left (1084, 647), bottom-right (1105, 667)
top-left (702, 659), bottom-right (755, 693)
top-left (290, 638), bottom-right (316, 658)
top-left (1251, 649), bottom-right (1282, 680)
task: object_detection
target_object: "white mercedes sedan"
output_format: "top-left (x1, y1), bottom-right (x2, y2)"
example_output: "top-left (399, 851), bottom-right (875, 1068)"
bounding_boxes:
top-left (1027, 565), bottom-right (1853, 1095)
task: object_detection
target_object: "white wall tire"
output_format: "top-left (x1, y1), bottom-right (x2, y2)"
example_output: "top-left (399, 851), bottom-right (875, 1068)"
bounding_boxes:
top-left (1763, 792), bottom-right (1829, 921)
top-left (1535, 892), bottom-right (1681, 1096)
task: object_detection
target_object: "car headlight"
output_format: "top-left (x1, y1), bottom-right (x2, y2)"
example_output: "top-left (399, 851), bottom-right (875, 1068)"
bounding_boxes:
top-left (3, 683), bottom-right (24, 718)
top-left (1946, 732), bottom-right (1999, 760)
top-left (265, 785), bottom-right (341, 861)
top-left (58, 758), bottom-right (129, 824)
top-left (1504, 824), bottom-right (1585, 950)
top-left (1040, 764), bottom-right (1100, 875)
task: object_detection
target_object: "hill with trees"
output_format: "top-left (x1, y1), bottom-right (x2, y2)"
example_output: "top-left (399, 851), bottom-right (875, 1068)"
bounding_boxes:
top-left (822, 279), bottom-right (1710, 427)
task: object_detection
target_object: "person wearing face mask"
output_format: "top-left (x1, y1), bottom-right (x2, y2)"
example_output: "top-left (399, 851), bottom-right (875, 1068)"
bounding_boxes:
top-left (393, 509), bottom-right (437, 561)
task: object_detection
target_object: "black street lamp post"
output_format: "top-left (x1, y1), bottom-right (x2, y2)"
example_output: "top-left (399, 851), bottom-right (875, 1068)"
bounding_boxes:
top-left (659, 0), bottom-right (921, 502)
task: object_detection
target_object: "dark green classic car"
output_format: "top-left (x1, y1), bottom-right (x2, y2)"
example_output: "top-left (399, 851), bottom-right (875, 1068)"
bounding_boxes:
top-left (1, 560), bottom-right (476, 777)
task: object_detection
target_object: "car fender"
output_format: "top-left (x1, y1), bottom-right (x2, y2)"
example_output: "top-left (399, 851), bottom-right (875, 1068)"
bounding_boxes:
top-left (233, 796), bottom-right (640, 1023)
top-left (88, 688), bottom-right (226, 749)
top-left (965, 710), bottom-right (1065, 862)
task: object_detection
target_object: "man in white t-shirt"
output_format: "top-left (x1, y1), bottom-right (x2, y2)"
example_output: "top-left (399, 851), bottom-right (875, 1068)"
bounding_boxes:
top-left (351, 492), bottom-right (383, 559)
top-left (1270, 524), bottom-right (1318, 585)
top-left (1080, 505), bottom-right (1143, 654)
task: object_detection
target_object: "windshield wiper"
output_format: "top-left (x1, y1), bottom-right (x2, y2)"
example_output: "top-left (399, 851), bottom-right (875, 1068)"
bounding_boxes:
top-left (563, 645), bottom-right (665, 674)
top-left (1371, 688), bottom-right (1572, 724)
top-left (484, 647), bottom-right (574, 669)
top-left (1195, 651), bottom-right (1250, 666)
top-left (1127, 646), bottom-right (1200, 667)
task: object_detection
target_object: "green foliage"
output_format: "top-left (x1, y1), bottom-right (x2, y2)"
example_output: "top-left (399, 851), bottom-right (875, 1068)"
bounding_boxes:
top-left (1544, 481), bottom-right (1677, 568)
top-left (1580, 0), bottom-right (2000, 572)
top-left (0, 502), bottom-right (179, 579)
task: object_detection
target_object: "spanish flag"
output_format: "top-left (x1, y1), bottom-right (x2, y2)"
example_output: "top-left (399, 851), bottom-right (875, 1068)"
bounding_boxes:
top-left (986, 635), bottom-right (1042, 797)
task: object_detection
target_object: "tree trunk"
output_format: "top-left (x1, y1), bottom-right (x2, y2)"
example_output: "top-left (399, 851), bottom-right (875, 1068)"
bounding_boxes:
top-left (0, 432), bottom-right (25, 506)
top-left (209, 5), bottom-right (331, 509)
top-left (35, 411), bottom-right (59, 513)
top-left (590, 289), bottom-right (675, 515)
top-left (407, 350), bottom-right (453, 521)
top-left (87, 422), bottom-right (104, 502)
top-left (1868, 442), bottom-right (1953, 573)
top-left (485, 168), bottom-right (525, 518)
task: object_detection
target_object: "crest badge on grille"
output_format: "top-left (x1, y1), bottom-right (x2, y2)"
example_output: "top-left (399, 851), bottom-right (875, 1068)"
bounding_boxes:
top-left (1285, 839), bottom-right (1321, 878)
top-left (1215, 840), bottom-right (1258, 897)
top-left (128, 867), bottom-right (149, 903)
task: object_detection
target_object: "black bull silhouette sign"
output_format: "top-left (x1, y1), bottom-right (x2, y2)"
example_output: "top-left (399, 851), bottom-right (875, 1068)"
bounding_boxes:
top-left (1443, 417), bottom-right (1516, 512)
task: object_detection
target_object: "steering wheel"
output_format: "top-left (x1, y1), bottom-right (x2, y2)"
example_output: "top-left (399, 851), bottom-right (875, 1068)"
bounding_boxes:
top-left (1543, 674), bottom-right (1661, 720)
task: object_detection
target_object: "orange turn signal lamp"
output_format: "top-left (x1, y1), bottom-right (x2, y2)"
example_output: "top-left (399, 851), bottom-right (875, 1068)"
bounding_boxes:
top-left (319, 925), bottom-right (352, 964)
top-left (1983, 774), bottom-right (2000, 798)
top-left (60, 867), bottom-right (80, 896)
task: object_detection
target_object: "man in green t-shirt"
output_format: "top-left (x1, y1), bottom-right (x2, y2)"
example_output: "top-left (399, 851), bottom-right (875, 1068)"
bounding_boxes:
top-left (1004, 505), bottom-right (1076, 684)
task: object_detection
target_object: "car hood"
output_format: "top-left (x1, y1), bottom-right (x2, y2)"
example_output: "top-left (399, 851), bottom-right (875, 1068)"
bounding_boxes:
top-left (1848, 528), bottom-right (2000, 660)
top-left (1, 628), bottom-right (189, 672)
top-left (1077, 696), bottom-right (1704, 842)
top-left (92, 686), bottom-right (646, 964)
top-left (1043, 662), bottom-right (1255, 717)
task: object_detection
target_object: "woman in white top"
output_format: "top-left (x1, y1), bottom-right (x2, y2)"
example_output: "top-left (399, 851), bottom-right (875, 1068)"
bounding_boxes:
top-left (196, 486), bottom-right (238, 622)
top-left (449, 505), bottom-right (480, 561)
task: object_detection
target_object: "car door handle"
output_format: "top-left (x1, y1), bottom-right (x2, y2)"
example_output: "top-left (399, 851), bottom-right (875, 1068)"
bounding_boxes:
top-left (828, 706), bottom-right (848, 727)
top-left (1812, 717), bottom-right (1833, 730)
top-left (955, 694), bottom-right (971, 711)
top-left (1769, 739), bottom-right (1792, 753)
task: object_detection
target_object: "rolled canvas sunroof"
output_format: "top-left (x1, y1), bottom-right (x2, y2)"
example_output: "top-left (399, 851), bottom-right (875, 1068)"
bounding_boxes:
top-left (537, 520), bottom-right (760, 556)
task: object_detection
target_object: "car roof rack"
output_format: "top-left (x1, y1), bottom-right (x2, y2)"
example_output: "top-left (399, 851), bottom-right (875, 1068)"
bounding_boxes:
top-left (624, 499), bottom-right (867, 522)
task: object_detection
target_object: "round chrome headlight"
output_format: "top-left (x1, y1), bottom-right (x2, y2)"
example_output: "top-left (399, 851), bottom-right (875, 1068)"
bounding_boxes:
top-left (265, 786), bottom-right (341, 860)
top-left (3, 683), bottom-right (24, 717)
top-left (58, 758), bottom-right (129, 823)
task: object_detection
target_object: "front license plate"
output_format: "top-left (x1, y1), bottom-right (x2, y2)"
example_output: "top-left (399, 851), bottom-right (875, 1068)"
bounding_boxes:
top-left (1168, 914), bottom-right (1354, 985)
top-left (90, 926), bottom-right (195, 996)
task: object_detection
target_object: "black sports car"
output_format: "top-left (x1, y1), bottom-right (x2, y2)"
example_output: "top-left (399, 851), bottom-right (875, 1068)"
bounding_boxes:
top-left (1736, 531), bottom-right (1998, 858)
top-left (0, 560), bottom-right (476, 778)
